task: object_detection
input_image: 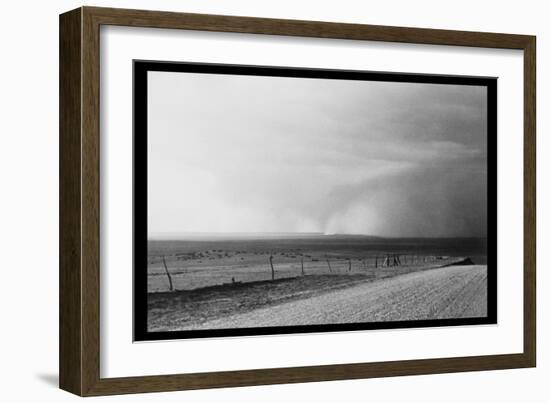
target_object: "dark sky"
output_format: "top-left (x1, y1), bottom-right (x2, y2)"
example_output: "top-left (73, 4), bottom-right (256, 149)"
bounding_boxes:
top-left (148, 71), bottom-right (487, 238)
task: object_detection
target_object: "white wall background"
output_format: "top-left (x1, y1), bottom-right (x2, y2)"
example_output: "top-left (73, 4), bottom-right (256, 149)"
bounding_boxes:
top-left (0, 0), bottom-right (546, 401)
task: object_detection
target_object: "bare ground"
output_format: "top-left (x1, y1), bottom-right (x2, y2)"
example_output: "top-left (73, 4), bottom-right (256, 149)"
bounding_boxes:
top-left (148, 264), bottom-right (487, 332)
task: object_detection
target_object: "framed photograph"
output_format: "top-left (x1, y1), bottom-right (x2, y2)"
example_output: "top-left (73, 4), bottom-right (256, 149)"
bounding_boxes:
top-left (60, 6), bottom-right (536, 396)
top-left (134, 61), bottom-right (498, 341)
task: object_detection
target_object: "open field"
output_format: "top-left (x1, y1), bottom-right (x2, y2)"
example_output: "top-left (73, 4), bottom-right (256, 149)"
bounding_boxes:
top-left (148, 264), bottom-right (487, 332)
top-left (146, 235), bottom-right (488, 332)
top-left (147, 235), bottom-right (486, 292)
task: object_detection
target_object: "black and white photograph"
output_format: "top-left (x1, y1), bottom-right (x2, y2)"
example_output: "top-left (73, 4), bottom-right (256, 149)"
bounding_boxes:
top-left (133, 62), bottom-right (496, 341)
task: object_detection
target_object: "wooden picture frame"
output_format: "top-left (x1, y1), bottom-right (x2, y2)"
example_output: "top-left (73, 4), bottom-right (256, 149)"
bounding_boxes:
top-left (59, 6), bottom-right (536, 396)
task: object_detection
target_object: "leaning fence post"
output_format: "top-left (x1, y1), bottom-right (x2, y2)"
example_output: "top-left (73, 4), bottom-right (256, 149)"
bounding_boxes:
top-left (393, 254), bottom-right (401, 266)
top-left (162, 256), bottom-right (174, 291)
top-left (326, 257), bottom-right (332, 273)
top-left (269, 255), bottom-right (275, 280)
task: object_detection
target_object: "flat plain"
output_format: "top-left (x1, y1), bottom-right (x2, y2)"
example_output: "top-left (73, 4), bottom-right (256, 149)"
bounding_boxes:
top-left (146, 235), bottom-right (488, 332)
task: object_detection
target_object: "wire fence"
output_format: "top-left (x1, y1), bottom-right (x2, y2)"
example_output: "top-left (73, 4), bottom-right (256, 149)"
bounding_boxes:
top-left (147, 252), bottom-right (458, 292)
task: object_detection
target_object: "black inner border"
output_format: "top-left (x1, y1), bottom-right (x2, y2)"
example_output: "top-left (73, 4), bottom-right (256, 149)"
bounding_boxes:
top-left (133, 60), bottom-right (497, 342)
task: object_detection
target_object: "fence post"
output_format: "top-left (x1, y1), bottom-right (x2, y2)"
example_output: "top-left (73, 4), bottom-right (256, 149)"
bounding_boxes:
top-left (269, 255), bottom-right (275, 280)
top-left (393, 254), bottom-right (401, 266)
top-left (162, 256), bottom-right (174, 291)
top-left (326, 257), bottom-right (332, 273)
top-left (301, 257), bottom-right (305, 276)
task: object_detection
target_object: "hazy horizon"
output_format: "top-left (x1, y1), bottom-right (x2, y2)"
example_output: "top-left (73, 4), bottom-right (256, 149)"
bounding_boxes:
top-left (148, 71), bottom-right (487, 238)
top-left (148, 231), bottom-right (488, 241)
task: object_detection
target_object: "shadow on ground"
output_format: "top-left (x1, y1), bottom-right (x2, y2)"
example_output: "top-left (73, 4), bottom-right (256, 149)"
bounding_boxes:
top-left (35, 373), bottom-right (58, 388)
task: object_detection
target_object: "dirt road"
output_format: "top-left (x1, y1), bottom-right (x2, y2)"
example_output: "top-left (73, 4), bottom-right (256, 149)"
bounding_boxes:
top-left (187, 265), bottom-right (487, 330)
